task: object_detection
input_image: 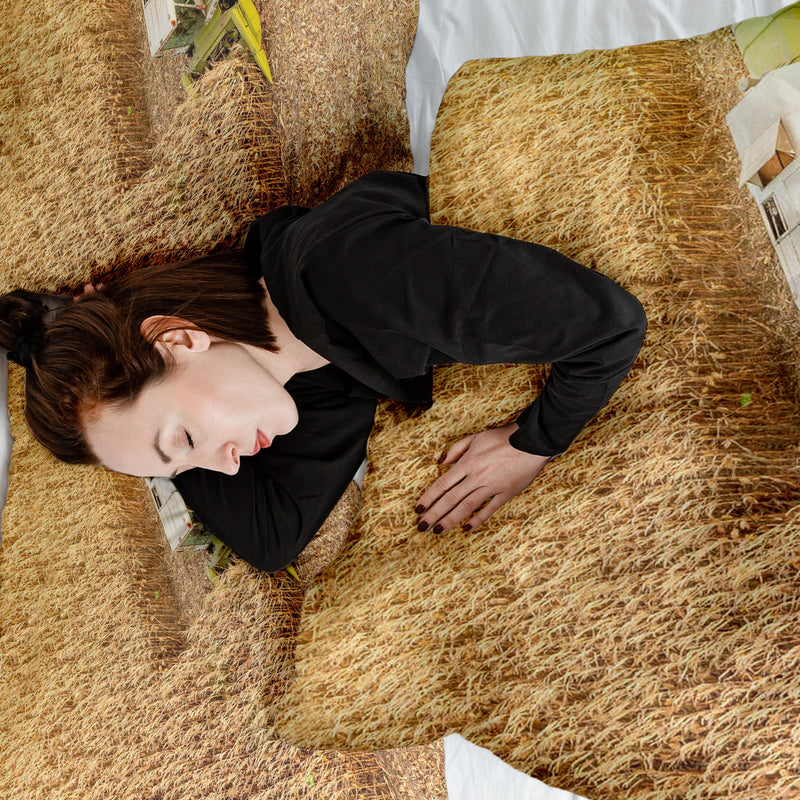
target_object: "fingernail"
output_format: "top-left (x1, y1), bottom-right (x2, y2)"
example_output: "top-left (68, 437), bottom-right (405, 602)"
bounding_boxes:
top-left (433, 524), bottom-right (443, 534)
top-left (417, 520), bottom-right (429, 532)
top-left (414, 504), bottom-right (426, 514)
top-left (463, 523), bottom-right (472, 532)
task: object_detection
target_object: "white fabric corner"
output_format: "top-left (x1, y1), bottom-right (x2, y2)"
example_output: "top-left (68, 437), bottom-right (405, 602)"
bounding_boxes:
top-left (407, 0), bottom-right (795, 173)
top-left (444, 734), bottom-right (590, 800)
top-left (352, 457), bottom-right (368, 489)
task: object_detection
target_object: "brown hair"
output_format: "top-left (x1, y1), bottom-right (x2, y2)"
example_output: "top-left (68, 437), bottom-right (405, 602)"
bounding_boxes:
top-left (0, 249), bottom-right (275, 464)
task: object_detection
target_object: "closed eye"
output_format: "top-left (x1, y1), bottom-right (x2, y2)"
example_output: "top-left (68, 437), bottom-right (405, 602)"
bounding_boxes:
top-left (185, 429), bottom-right (194, 449)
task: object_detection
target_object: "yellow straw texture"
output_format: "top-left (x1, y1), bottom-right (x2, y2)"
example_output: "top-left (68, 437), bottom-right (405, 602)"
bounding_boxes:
top-left (277, 36), bottom-right (800, 800)
top-left (0, 2), bottom-right (444, 797)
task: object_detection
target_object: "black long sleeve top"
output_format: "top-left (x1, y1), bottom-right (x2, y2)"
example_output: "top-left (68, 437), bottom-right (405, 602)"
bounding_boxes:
top-left (176, 171), bottom-right (646, 571)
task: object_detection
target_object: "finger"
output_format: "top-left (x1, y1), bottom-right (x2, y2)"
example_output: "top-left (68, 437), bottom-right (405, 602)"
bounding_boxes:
top-left (426, 486), bottom-right (492, 534)
top-left (462, 493), bottom-right (508, 532)
top-left (414, 464), bottom-right (466, 516)
top-left (415, 436), bottom-right (476, 513)
top-left (421, 480), bottom-right (485, 530)
top-left (438, 434), bottom-right (476, 466)
top-left (73, 283), bottom-right (96, 301)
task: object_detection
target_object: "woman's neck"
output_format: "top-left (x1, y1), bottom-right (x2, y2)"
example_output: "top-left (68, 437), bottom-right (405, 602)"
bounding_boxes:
top-left (247, 281), bottom-right (329, 384)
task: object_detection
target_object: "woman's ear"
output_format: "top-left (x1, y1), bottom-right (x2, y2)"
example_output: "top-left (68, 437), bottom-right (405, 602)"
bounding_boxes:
top-left (140, 315), bottom-right (211, 355)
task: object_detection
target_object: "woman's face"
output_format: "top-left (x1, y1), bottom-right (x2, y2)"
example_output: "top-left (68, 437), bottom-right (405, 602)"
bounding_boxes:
top-left (83, 330), bottom-right (299, 478)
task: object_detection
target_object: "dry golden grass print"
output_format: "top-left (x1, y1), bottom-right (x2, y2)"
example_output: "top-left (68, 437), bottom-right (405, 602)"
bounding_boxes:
top-left (0, 1), bottom-right (444, 798)
top-left (277, 36), bottom-right (800, 800)
top-left (2, 1), bottom-right (800, 798)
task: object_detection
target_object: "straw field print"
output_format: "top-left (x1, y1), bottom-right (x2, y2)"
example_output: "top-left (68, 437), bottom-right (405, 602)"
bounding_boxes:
top-left (1, 2), bottom-right (800, 800)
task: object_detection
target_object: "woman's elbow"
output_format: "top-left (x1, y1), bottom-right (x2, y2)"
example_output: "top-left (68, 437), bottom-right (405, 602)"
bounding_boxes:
top-left (626, 291), bottom-right (647, 343)
top-left (616, 289), bottom-right (647, 364)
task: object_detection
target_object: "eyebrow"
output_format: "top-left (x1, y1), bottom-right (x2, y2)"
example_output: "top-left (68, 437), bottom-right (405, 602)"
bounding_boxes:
top-left (153, 431), bottom-right (178, 479)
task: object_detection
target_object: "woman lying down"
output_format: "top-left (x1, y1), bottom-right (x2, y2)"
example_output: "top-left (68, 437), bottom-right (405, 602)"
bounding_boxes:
top-left (0, 170), bottom-right (646, 572)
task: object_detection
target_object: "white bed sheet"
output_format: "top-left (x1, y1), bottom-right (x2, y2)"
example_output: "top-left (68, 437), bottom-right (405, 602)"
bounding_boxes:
top-left (406, 0), bottom-right (794, 173)
top-left (445, 734), bottom-right (589, 800)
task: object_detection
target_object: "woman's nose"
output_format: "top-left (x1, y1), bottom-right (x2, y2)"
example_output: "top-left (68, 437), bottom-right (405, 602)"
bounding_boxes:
top-left (202, 442), bottom-right (239, 475)
top-left (218, 443), bottom-right (240, 475)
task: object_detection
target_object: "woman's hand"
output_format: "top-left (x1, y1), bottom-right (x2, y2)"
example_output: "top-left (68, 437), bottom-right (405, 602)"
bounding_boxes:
top-left (73, 282), bottom-right (103, 300)
top-left (414, 423), bottom-right (551, 535)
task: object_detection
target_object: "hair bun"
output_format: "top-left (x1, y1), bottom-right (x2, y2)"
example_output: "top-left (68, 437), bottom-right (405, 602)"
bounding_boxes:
top-left (8, 326), bottom-right (44, 368)
top-left (0, 290), bottom-right (49, 368)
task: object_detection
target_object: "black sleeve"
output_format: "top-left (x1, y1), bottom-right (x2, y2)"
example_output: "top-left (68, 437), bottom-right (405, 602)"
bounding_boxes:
top-left (174, 367), bottom-right (376, 572)
top-left (304, 171), bottom-right (647, 456)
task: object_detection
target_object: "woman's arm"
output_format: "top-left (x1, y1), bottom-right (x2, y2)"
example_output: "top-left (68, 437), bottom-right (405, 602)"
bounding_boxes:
top-left (407, 227), bottom-right (646, 533)
top-left (300, 171), bottom-right (647, 534)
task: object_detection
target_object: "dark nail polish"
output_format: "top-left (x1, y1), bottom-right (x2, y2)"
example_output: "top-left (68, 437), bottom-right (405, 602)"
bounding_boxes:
top-left (463, 523), bottom-right (472, 532)
top-left (414, 504), bottom-right (426, 514)
top-left (417, 520), bottom-right (429, 532)
top-left (437, 454), bottom-right (445, 465)
top-left (433, 524), bottom-right (443, 534)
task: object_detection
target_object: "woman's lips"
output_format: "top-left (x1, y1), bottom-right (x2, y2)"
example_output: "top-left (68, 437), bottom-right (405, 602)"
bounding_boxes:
top-left (252, 430), bottom-right (272, 455)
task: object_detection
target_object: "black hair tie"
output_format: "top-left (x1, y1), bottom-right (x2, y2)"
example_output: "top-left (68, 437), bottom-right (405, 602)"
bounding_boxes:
top-left (9, 326), bottom-right (44, 368)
